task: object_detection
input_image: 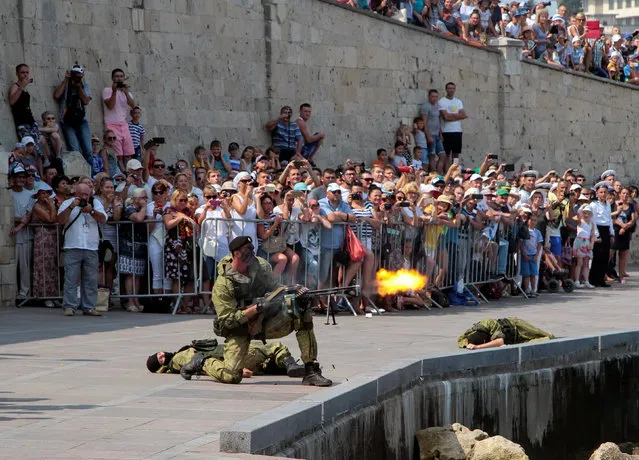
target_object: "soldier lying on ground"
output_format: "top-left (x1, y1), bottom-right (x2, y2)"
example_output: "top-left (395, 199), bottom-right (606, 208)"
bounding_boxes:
top-left (458, 317), bottom-right (555, 350)
top-left (146, 338), bottom-right (305, 379)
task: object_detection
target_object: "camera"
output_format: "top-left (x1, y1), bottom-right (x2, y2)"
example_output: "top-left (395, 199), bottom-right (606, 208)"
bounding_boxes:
top-left (398, 201), bottom-right (411, 207)
top-left (503, 163), bottom-right (515, 172)
top-left (78, 199), bottom-right (88, 208)
top-left (116, 82), bottom-right (126, 89)
top-left (487, 154), bottom-right (498, 160)
top-left (152, 137), bottom-right (165, 145)
top-left (384, 203), bottom-right (393, 210)
top-left (351, 193), bottom-right (363, 201)
top-left (293, 160), bottom-right (304, 168)
top-left (472, 194), bottom-right (484, 200)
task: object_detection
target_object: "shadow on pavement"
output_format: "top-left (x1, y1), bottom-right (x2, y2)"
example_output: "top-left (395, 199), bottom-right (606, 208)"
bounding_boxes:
top-left (0, 307), bottom-right (205, 346)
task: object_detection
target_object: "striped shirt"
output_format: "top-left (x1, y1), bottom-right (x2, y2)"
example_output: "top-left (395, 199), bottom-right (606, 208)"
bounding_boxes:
top-left (128, 121), bottom-right (146, 148)
top-left (350, 203), bottom-right (374, 239)
top-left (272, 121), bottom-right (302, 151)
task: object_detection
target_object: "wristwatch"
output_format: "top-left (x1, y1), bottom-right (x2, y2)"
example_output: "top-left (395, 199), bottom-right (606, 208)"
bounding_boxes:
top-left (90, 210), bottom-right (95, 216)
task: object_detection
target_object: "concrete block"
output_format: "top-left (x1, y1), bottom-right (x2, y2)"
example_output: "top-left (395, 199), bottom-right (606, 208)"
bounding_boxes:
top-left (519, 336), bottom-right (599, 368)
top-left (62, 151), bottom-right (91, 178)
top-left (377, 358), bottom-right (422, 397)
top-left (219, 400), bottom-right (322, 454)
top-left (301, 375), bottom-right (378, 422)
top-left (422, 347), bottom-right (519, 378)
top-left (600, 330), bottom-right (639, 355)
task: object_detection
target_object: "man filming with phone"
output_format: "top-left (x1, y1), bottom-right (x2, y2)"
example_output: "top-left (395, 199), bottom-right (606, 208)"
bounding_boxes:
top-left (103, 68), bottom-right (136, 172)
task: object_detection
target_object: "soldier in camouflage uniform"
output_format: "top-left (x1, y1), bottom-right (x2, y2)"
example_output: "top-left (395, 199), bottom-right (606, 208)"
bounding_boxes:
top-left (458, 317), bottom-right (555, 350)
top-left (146, 339), bottom-right (305, 379)
top-left (194, 236), bottom-right (331, 386)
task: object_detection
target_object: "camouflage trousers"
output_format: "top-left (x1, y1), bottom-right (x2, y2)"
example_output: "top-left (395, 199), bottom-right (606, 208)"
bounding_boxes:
top-left (205, 322), bottom-right (317, 384)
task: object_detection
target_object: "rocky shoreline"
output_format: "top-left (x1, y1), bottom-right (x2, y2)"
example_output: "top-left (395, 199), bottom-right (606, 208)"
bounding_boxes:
top-left (416, 423), bottom-right (639, 460)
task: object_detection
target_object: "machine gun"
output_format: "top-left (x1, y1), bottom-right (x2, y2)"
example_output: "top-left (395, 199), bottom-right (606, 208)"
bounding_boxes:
top-left (249, 285), bottom-right (360, 341)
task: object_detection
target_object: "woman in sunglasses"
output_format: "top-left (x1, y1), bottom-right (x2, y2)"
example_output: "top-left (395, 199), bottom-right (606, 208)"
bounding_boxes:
top-left (99, 129), bottom-right (121, 177)
top-left (147, 180), bottom-right (171, 296)
top-left (163, 190), bottom-right (199, 313)
top-left (230, 171), bottom-right (258, 254)
top-left (119, 187), bottom-right (149, 312)
top-left (196, 184), bottom-right (232, 312)
top-left (94, 176), bottom-right (123, 291)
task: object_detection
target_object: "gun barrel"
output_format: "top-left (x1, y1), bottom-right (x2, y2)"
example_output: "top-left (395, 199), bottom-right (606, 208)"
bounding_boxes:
top-left (304, 285), bottom-right (360, 297)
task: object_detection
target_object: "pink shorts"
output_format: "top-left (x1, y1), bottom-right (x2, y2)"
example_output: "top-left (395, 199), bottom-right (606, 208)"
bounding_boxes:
top-left (105, 122), bottom-right (135, 158)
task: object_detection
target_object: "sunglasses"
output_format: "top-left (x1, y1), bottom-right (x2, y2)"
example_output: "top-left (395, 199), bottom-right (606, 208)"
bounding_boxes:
top-left (178, 198), bottom-right (187, 203)
top-left (115, 177), bottom-right (125, 182)
top-left (153, 164), bottom-right (165, 168)
top-left (204, 195), bottom-right (218, 199)
top-left (27, 173), bottom-right (36, 178)
top-left (362, 178), bottom-right (373, 182)
top-left (139, 196), bottom-right (148, 200)
top-left (152, 190), bottom-right (163, 195)
top-left (46, 117), bottom-right (56, 120)
top-left (310, 204), bottom-right (319, 208)
top-left (329, 189), bottom-right (341, 194)
top-left (106, 136), bottom-right (116, 141)
top-left (239, 179), bottom-right (251, 183)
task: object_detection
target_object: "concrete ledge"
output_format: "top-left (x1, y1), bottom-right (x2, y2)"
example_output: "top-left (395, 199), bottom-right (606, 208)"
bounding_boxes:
top-left (422, 346), bottom-right (519, 378)
top-left (220, 330), bottom-right (639, 455)
top-left (220, 400), bottom-right (322, 454)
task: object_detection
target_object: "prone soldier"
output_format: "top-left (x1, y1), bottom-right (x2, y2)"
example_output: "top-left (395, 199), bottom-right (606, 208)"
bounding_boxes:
top-left (458, 317), bottom-right (555, 350)
top-left (146, 338), bottom-right (305, 379)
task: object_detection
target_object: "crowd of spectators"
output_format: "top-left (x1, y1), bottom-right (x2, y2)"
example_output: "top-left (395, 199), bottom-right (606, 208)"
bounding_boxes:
top-left (340, 0), bottom-right (639, 83)
top-left (7, 57), bottom-right (637, 316)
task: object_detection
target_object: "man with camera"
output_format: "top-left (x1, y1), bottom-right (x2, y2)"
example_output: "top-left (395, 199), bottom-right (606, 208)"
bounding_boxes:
top-left (103, 68), bottom-right (136, 172)
top-left (53, 64), bottom-right (92, 165)
top-left (118, 159), bottom-right (147, 199)
top-left (57, 183), bottom-right (108, 316)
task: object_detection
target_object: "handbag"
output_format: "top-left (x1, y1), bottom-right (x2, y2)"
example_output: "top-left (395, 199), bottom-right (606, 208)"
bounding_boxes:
top-left (201, 237), bottom-right (219, 259)
top-left (98, 239), bottom-right (115, 264)
top-left (345, 226), bottom-right (365, 262)
top-left (260, 222), bottom-right (288, 254)
top-left (95, 287), bottom-right (110, 312)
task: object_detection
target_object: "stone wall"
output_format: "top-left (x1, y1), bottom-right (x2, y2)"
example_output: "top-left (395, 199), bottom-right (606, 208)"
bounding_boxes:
top-left (2, 0), bottom-right (638, 178)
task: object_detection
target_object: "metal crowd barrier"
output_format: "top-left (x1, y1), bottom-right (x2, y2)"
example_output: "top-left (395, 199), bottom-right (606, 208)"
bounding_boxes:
top-left (23, 213), bottom-right (530, 314)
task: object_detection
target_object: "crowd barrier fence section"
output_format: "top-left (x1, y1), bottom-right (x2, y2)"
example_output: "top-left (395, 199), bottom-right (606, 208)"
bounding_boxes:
top-left (24, 215), bottom-right (526, 314)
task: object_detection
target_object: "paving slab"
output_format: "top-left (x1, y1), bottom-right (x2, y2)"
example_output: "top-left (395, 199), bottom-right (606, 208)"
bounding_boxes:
top-left (1, 271), bottom-right (639, 458)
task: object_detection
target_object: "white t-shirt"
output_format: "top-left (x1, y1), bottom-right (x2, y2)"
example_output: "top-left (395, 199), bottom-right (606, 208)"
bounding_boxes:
top-left (505, 22), bottom-right (521, 39)
top-left (195, 206), bottom-right (231, 260)
top-left (438, 97), bottom-right (464, 133)
top-left (58, 198), bottom-right (108, 251)
top-left (146, 201), bottom-right (170, 244)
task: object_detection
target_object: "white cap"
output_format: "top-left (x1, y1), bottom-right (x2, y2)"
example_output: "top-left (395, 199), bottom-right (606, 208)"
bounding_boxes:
top-left (600, 169), bottom-right (616, 180)
top-left (21, 136), bottom-right (35, 145)
top-left (577, 194), bottom-right (589, 201)
top-left (612, 34), bottom-right (623, 43)
top-left (126, 159), bottom-right (143, 170)
top-left (464, 187), bottom-right (481, 198)
top-left (326, 183), bottom-right (341, 193)
top-left (579, 204), bottom-right (593, 213)
top-left (520, 205), bottom-right (533, 214)
top-left (572, 36), bottom-right (581, 44)
top-left (470, 173), bottom-right (483, 182)
top-left (485, 169), bottom-right (497, 177)
top-left (212, 184), bottom-right (222, 193)
top-left (570, 184), bottom-right (582, 191)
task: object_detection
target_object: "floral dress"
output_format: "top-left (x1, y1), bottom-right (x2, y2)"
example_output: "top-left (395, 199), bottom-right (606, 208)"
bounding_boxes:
top-left (164, 207), bottom-right (195, 281)
top-left (31, 214), bottom-right (59, 298)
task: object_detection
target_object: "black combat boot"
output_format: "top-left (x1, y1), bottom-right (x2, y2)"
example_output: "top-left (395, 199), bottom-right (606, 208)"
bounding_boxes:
top-left (180, 353), bottom-right (206, 381)
top-left (282, 356), bottom-right (305, 378)
top-left (302, 362), bottom-right (333, 387)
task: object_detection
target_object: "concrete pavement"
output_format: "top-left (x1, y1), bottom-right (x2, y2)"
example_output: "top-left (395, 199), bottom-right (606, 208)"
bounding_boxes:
top-left (0, 272), bottom-right (638, 459)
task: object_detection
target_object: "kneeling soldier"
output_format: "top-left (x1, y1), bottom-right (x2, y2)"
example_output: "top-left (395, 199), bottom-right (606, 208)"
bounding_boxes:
top-left (205, 236), bottom-right (331, 386)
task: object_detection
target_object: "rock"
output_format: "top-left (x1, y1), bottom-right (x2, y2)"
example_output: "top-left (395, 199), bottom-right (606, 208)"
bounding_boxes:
top-left (416, 426), bottom-right (466, 460)
top-left (471, 435), bottom-right (529, 460)
top-left (589, 442), bottom-right (639, 460)
top-left (62, 151), bottom-right (91, 178)
top-left (451, 423), bottom-right (489, 457)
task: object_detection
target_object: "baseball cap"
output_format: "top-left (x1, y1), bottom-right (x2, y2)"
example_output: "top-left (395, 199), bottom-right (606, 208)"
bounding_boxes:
top-left (126, 159), bottom-right (143, 171)
top-left (327, 183), bottom-right (341, 193)
top-left (91, 135), bottom-right (100, 143)
top-left (520, 205), bottom-right (533, 214)
top-left (293, 182), bottom-right (309, 191)
top-left (579, 204), bottom-right (593, 213)
top-left (470, 173), bottom-right (482, 182)
top-left (10, 165), bottom-right (26, 176)
top-left (577, 194), bottom-right (589, 201)
top-left (71, 64), bottom-right (84, 74)
top-left (464, 187), bottom-right (481, 198)
top-left (496, 188), bottom-right (510, 196)
top-left (514, 7), bottom-right (527, 16)
top-left (21, 136), bottom-right (35, 145)
top-left (522, 169), bottom-right (538, 178)
top-left (432, 175), bottom-right (446, 185)
top-left (612, 34), bottom-right (623, 43)
top-left (569, 184), bottom-right (582, 192)
top-left (551, 14), bottom-right (565, 22)
top-left (13, 142), bottom-right (24, 149)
